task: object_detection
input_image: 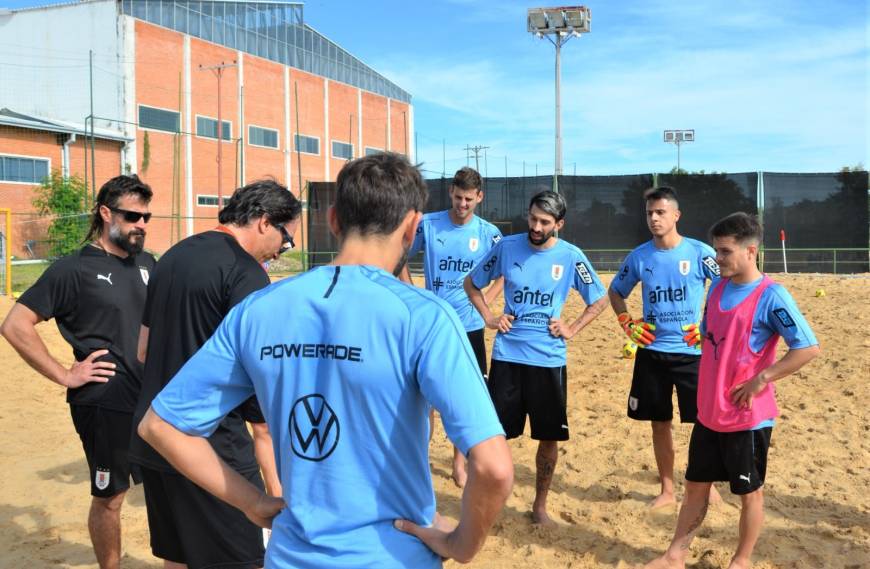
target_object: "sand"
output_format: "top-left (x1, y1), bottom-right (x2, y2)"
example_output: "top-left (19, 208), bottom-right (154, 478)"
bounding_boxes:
top-left (0, 273), bottom-right (867, 568)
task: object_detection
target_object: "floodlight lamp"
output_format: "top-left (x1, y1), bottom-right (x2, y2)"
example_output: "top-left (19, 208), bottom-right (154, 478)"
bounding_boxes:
top-left (528, 10), bottom-right (548, 32)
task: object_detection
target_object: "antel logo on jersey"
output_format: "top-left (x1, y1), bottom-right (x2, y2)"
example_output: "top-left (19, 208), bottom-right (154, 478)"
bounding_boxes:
top-left (575, 262), bottom-right (593, 285)
top-left (289, 394), bottom-right (340, 461)
top-left (648, 285), bottom-right (687, 304)
top-left (679, 260), bottom-right (690, 276)
top-left (469, 238), bottom-right (479, 252)
top-left (512, 286), bottom-right (554, 307)
top-left (438, 256), bottom-right (474, 272)
top-left (551, 264), bottom-right (564, 281)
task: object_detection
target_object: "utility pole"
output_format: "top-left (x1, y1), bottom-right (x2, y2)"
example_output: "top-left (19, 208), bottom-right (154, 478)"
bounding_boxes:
top-left (464, 145), bottom-right (489, 174)
top-left (199, 60), bottom-right (237, 211)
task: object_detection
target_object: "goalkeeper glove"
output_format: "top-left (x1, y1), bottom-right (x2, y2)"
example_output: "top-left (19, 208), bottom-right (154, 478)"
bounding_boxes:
top-left (617, 312), bottom-right (656, 347)
top-left (681, 323), bottom-right (702, 350)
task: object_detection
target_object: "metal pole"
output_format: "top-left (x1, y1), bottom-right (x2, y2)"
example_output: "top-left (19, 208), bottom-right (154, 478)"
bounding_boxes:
top-left (554, 36), bottom-right (562, 194)
top-left (217, 68), bottom-right (223, 209)
top-left (442, 139), bottom-right (446, 177)
top-left (677, 140), bottom-right (681, 172)
top-left (89, 50), bottom-right (96, 201)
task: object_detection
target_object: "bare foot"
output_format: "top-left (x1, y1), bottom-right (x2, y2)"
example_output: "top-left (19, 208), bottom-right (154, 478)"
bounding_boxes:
top-left (726, 556), bottom-right (751, 569)
top-left (639, 553), bottom-right (686, 569)
top-left (708, 485), bottom-right (723, 505)
top-left (648, 492), bottom-right (677, 509)
top-left (451, 462), bottom-right (467, 488)
top-left (530, 508), bottom-right (557, 527)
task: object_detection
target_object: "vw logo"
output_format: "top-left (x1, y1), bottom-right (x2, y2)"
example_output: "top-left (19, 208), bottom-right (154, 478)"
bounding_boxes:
top-left (288, 394), bottom-right (340, 461)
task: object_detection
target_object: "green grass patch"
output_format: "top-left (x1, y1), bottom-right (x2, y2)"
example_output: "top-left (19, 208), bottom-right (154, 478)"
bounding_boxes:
top-left (11, 262), bottom-right (49, 294)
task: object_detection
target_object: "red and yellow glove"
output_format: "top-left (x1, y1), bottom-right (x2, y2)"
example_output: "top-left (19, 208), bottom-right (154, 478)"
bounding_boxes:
top-left (617, 312), bottom-right (656, 347)
top-left (681, 323), bottom-right (702, 350)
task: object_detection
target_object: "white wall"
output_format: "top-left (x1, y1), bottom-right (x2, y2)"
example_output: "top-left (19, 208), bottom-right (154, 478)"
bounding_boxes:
top-left (0, 0), bottom-right (125, 134)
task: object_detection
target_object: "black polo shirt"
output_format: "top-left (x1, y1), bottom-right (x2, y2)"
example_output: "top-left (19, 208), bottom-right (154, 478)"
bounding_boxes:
top-left (129, 230), bottom-right (271, 474)
top-left (17, 245), bottom-right (155, 412)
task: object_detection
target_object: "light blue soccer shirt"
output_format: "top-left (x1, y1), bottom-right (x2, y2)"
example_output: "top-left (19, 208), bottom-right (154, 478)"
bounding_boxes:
top-left (469, 234), bottom-right (606, 367)
top-left (411, 211), bottom-right (502, 331)
top-left (151, 265), bottom-right (505, 569)
top-left (701, 275), bottom-right (819, 429)
top-left (610, 238), bottom-right (720, 356)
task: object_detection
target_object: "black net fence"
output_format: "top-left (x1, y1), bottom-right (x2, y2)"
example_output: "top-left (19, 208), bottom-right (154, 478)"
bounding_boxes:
top-left (307, 171), bottom-right (868, 273)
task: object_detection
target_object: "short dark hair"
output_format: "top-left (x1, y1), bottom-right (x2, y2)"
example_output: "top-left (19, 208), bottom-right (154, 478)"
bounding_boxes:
top-left (709, 212), bottom-right (763, 245)
top-left (334, 152), bottom-right (428, 236)
top-left (219, 179), bottom-right (302, 227)
top-left (644, 185), bottom-right (679, 208)
top-left (85, 174), bottom-right (153, 241)
top-left (529, 190), bottom-right (566, 222)
top-left (452, 167), bottom-right (482, 192)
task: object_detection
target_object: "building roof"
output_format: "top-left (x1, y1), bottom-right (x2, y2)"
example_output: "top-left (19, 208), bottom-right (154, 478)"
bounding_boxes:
top-left (6, 0), bottom-right (411, 103)
top-left (0, 108), bottom-right (132, 142)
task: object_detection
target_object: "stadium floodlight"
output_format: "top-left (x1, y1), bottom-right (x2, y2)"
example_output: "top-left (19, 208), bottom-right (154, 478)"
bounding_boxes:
top-left (527, 6), bottom-right (591, 194)
top-left (663, 129), bottom-right (695, 171)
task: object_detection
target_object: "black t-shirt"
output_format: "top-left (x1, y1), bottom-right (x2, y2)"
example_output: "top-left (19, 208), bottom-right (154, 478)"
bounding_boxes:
top-left (17, 245), bottom-right (155, 412)
top-left (129, 230), bottom-right (271, 474)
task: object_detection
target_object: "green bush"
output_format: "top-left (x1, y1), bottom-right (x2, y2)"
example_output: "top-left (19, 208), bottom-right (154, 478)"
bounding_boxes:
top-left (32, 171), bottom-right (90, 258)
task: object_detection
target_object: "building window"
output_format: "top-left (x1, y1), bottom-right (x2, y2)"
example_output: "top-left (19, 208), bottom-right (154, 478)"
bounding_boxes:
top-left (196, 195), bottom-right (220, 207)
top-left (139, 105), bottom-right (180, 133)
top-left (196, 116), bottom-right (232, 141)
top-left (0, 155), bottom-right (49, 184)
top-left (365, 147), bottom-right (384, 156)
top-left (294, 134), bottom-right (320, 155)
top-left (332, 141), bottom-right (353, 160)
top-left (249, 125), bottom-right (279, 149)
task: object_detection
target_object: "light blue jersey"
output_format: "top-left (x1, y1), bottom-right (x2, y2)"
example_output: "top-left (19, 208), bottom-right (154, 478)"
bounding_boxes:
top-left (411, 211), bottom-right (502, 331)
top-left (469, 234), bottom-right (606, 367)
top-left (152, 265), bottom-right (504, 569)
top-left (702, 276), bottom-right (818, 352)
top-left (610, 238), bottom-right (720, 355)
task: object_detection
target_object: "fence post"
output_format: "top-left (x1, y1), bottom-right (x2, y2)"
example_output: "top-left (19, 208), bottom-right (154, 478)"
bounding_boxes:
top-left (833, 249), bottom-right (837, 274)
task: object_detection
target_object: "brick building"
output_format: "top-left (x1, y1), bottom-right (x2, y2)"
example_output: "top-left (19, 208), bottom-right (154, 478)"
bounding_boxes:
top-left (0, 0), bottom-right (412, 255)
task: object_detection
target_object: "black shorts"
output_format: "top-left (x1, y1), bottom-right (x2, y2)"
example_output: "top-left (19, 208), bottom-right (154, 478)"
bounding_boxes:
top-left (487, 359), bottom-right (568, 441)
top-left (69, 405), bottom-right (141, 498)
top-left (685, 421), bottom-right (772, 495)
top-left (627, 348), bottom-right (700, 423)
top-left (141, 467), bottom-right (266, 569)
top-left (466, 328), bottom-right (488, 377)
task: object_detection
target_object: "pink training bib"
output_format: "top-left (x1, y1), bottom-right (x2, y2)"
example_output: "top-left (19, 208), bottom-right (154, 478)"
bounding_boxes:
top-left (697, 276), bottom-right (780, 432)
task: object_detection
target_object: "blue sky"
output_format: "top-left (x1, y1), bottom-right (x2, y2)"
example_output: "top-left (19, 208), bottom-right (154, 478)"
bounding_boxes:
top-left (303, 0), bottom-right (868, 177)
top-left (3, 0), bottom-right (867, 177)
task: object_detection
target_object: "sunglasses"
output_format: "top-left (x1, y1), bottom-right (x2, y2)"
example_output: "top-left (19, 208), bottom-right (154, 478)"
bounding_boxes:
top-left (274, 223), bottom-right (296, 251)
top-left (108, 206), bottom-right (152, 223)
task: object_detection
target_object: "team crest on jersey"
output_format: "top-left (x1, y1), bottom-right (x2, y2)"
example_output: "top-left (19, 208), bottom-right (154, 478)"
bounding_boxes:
top-left (679, 260), bottom-right (690, 276)
top-left (469, 238), bottom-right (479, 252)
top-left (95, 468), bottom-right (110, 490)
top-left (629, 396), bottom-right (639, 411)
top-left (551, 264), bottom-right (564, 280)
top-left (139, 267), bottom-right (150, 285)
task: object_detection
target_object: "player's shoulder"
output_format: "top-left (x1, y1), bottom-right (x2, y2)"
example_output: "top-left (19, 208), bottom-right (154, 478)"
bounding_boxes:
top-left (477, 216), bottom-right (501, 235)
top-left (500, 233), bottom-right (526, 247)
top-left (625, 240), bottom-right (654, 261)
top-left (423, 210), bottom-right (449, 225)
top-left (761, 279), bottom-right (797, 306)
top-left (683, 237), bottom-right (716, 257)
top-left (556, 239), bottom-right (592, 262)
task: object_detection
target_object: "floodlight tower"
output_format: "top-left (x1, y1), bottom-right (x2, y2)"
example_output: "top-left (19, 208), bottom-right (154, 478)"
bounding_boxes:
top-left (663, 129), bottom-right (695, 172)
top-left (528, 6), bottom-right (591, 194)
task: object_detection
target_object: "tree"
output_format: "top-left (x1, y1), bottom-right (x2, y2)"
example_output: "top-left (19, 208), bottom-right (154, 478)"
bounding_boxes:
top-left (32, 171), bottom-right (89, 258)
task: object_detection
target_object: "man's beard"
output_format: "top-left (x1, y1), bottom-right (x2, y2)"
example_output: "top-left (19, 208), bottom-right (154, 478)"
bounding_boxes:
top-left (528, 228), bottom-right (556, 246)
top-left (392, 243), bottom-right (411, 277)
top-left (109, 223), bottom-right (146, 255)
